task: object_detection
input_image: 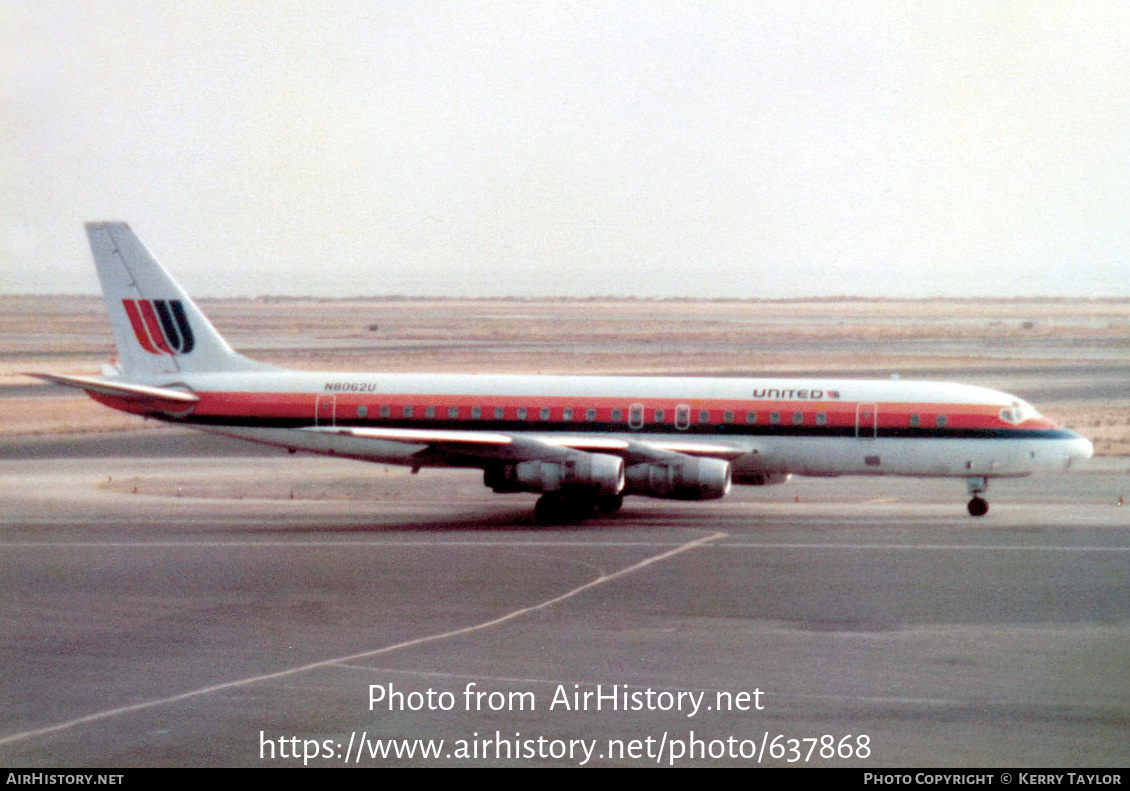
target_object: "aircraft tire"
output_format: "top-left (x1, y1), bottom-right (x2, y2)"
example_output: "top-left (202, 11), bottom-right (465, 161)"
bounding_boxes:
top-left (535, 493), bottom-right (600, 525)
top-left (967, 496), bottom-right (989, 517)
top-left (534, 494), bottom-right (565, 525)
top-left (595, 495), bottom-right (623, 514)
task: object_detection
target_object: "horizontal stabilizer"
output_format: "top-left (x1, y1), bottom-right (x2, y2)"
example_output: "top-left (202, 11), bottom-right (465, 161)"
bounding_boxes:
top-left (28, 373), bottom-right (199, 406)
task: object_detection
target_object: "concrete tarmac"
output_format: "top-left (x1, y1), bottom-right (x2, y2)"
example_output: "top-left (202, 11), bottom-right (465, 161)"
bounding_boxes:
top-left (1, 432), bottom-right (1127, 767)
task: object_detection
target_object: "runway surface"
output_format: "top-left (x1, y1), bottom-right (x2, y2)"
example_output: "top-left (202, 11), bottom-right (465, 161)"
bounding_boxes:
top-left (1, 432), bottom-right (1128, 767)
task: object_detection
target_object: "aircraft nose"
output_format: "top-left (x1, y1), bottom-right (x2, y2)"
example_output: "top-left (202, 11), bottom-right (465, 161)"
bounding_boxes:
top-left (1065, 432), bottom-right (1094, 468)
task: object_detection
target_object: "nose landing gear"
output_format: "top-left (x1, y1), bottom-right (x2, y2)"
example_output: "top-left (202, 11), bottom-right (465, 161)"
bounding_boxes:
top-left (966, 476), bottom-right (989, 517)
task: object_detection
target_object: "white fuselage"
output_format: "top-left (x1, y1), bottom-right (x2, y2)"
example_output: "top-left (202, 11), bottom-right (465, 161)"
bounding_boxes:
top-left (105, 369), bottom-right (1093, 482)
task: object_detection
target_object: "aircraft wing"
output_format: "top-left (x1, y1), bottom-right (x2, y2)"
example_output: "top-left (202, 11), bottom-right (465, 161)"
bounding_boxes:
top-left (638, 440), bottom-right (748, 461)
top-left (305, 425), bottom-right (747, 465)
top-left (303, 426), bottom-right (612, 464)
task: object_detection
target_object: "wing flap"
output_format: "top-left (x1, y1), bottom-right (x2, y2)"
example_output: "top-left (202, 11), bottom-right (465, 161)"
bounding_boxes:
top-left (642, 440), bottom-right (748, 460)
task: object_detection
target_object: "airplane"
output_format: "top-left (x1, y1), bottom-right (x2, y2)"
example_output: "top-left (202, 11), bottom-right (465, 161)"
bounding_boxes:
top-left (31, 222), bottom-right (1093, 523)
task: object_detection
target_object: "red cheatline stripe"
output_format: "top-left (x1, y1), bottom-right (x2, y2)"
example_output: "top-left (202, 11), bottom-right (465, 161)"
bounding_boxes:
top-left (184, 392), bottom-right (1058, 431)
top-left (138, 300), bottom-right (173, 354)
top-left (121, 300), bottom-right (160, 354)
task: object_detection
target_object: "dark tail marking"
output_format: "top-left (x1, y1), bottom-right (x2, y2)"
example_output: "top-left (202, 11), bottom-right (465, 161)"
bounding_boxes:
top-left (121, 299), bottom-right (196, 355)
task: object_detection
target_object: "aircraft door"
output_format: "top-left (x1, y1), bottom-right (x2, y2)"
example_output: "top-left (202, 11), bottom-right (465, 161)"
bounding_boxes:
top-left (855, 403), bottom-right (877, 439)
top-left (315, 395), bottom-right (337, 427)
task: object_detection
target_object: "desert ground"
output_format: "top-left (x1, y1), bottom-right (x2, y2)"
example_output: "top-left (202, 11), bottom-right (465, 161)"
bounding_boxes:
top-left (1, 295), bottom-right (1127, 454)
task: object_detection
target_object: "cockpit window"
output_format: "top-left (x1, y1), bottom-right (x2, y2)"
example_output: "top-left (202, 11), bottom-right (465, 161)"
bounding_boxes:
top-left (1000, 400), bottom-right (1039, 425)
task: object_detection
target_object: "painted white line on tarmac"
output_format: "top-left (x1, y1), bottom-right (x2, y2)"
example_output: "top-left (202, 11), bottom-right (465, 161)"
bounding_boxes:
top-left (0, 530), bottom-right (727, 747)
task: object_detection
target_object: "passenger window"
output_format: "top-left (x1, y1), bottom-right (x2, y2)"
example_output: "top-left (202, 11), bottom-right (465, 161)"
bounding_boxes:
top-left (770, 411), bottom-right (780, 425)
top-left (539, 407), bottom-right (551, 420)
top-left (403, 405), bottom-right (414, 418)
top-left (723, 411), bottom-right (734, 424)
top-left (629, 403), bottom-right (644, 429)
top-left (585, 407), bottom-right (596, 422)
top-left (425, 406), bottom-right (436, 419)
top-left (357, 405), bottom-right (368, 419)
top-left (910, 414), bottom-right (920, 428)
top-left (746, 411), bottom-right (757, 424)
top-left (675, 404), bottom-right (690, 430)
top-left (562, 408), bottom-right (573, 421)
top-left (792, 411), bottom-right (803, 425)
top-left (611, 408), bottom-right (623, 422)
top-left (936, 414), bottom-right (947, 428)
top-left (699, 409), bottom-right (710, 423)
top-left (815, 411), bottom-right (827, 426)
top-left (517, 407), bottom-right (527, 420)
top-left (448, 406), bottom-right (459, 419)
top-left (494, 406), bottom-right (505, 419)
top-left (380, 405), bottom-right (390, 419)
top-left (471, 406), bottom-right (482, 420)
top-left (654, 408), bottom-right (665, 423)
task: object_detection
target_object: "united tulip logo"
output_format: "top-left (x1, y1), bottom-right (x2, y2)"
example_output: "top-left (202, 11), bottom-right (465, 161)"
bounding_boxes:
top-left (121, 299), bottom-right (195, 355)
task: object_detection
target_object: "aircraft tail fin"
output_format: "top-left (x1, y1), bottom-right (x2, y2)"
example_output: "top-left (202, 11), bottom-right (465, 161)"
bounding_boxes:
top-left (85, 222), bottom-right (265, 375)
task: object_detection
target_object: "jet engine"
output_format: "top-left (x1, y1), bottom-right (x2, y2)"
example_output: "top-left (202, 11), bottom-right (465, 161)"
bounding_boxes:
top-left (485, 454), bottom-right (625, 496)
top-left (624, 457), bottom-right (731, 500)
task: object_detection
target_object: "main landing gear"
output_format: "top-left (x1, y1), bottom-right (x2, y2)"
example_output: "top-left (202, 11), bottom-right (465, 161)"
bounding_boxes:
top-left (966, 476), bottom-right (989, 517)
top-left (534, 492), bottom-right (623, 525)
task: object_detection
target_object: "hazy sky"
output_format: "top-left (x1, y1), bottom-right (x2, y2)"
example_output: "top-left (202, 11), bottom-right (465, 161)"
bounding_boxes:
top-left (3, 2), bottom-right (1129, 298)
